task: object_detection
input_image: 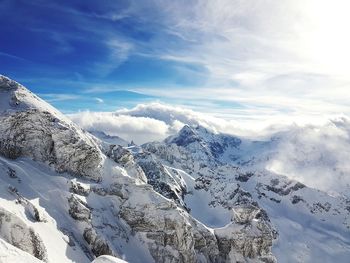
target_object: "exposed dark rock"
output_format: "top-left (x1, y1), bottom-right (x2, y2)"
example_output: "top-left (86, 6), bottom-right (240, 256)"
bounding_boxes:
top-left (29, 229), bottom-right (48, 262)
top-left (135, 152), bottom-right (186, 207)
top-left (291, 195), bottom-right (305, 204)
top-left (169, 125), bottom-right (201, 147)
top-left (0, 207), bottom-right (48, 261)
top-left (235, 172), bottom-right (254, 182)
top-left (269, 197), bottom-right (281, 203)
top-left (68, 195), bottom-right (91, 221)
top-left (7, 167), bottom-right (17, 178)
top-left (83, 228), bottom-right (114, 257)
top-left (69, 180), bottom-right (90, 196)
top-left (265, 182), bottom-right (305, 196)
top-left (311, 202), bottom-right (332, 213)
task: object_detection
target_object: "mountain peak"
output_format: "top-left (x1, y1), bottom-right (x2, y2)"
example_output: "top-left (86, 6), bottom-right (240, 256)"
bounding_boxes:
top-left (179, 124), bottom-right (196, 135)
top-left (0, 75), bottom-right (103, 180)
top-left (0, 75), bottom-right (21, 91)
top-left (0, 75), bottom-right (69, 122)
top-left (166, 124), bottom-right (201, 147)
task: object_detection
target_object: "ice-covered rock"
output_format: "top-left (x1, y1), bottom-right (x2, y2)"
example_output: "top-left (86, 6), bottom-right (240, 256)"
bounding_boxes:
top-left (107, 145), bottom-right (147, 185)
top-left (0, 207), bottom-right (47, 261)
top-left (83, 228), bottom-right (115, 258)
top-left (134, 152), bottom-right (187, 207)
top-left (68, 194), bottom-right (91, 221)
top-left (0, 75), bottom-right (103, 181)
top-left (0, 238), bottom-right (44, 263)
top-left (118, 184), bottom-right (220, 263)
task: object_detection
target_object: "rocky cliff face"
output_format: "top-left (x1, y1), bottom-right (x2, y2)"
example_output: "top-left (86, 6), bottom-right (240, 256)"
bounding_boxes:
top-left (0, 207), bottom-right (47, 261)
top-left (134, 151), bottom-right (187, 207)
top-left (0, 76), bottom-right (103, 181)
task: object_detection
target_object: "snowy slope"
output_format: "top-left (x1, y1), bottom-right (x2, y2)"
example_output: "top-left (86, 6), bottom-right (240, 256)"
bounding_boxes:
top-left (0, 238), bottom-right (43, 263)
top-left (0, 156), bottom-right (92, 263)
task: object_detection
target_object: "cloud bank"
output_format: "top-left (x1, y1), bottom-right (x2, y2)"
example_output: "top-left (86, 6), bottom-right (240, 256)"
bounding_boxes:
top-left (69, 110), bottom-right (169, 144)
top-left (69, 102), bottom-right (289, 144)
top-left (267, 117), bottom-right (350, 195)
top-left (70, 103), bottom-right (350, 196)
top-left (69, 102), bottom-right (341, 144)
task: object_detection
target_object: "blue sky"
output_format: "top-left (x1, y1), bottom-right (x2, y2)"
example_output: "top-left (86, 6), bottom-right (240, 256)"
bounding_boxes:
top-left (1, 0), bottom-right (350, 119)
top-left (0, 0), bottom-right (204, 112)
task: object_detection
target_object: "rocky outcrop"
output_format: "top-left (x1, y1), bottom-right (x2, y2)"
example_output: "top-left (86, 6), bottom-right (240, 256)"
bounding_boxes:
top-left (164, 125), bottom-right (241, 163)
top-left (68, 194), bottom-right (91, 221)
top-left (70, 180), bottom-right (91, 196)
top-left (0, 207), bottom-right (47, 262)
top-left (215, 204), bottom-right (276, 262)
top-left (135, 152), bottom-right (187, 207)
top-left (119, 184), bottom-right (220, 263)
top-left (107, 145), bottom-right (147, 184)
top-left (7, 185), bottom-right (46, 223)
top-left (83, 228), bottom-right (115, 258)
top-left (0, 76), bottom-right (103, 181)
top-left (69, 178), bottom-right (221, 262)
top-left (194, 181), bottom-right (277, 262)
top-left (0, 109), bottom-right (102, 180)
top-left (215, 228), bottom-right (276, 263)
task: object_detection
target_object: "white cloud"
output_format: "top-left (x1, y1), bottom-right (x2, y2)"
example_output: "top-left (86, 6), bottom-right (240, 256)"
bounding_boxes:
top-left (39, 93), bottom-right (81, 102)
top-left (69, 110), bottom-right (170, 144)
top-left (69, 102), bottom-right (337, 144)
top-left (92, 38), bottom-right (134, 77)
top-left (69, 102), bottom-right (350, 195)
top-left (95, 97), bottom-right (104, 103)
top-left (69, 102), bottom-right (245, 144)
top-left (116, 102), bottom-right (244, 135)
top-left (122, 0), bottom-right (350, 118)
top-left (267, 116), bottom-right (350, 195)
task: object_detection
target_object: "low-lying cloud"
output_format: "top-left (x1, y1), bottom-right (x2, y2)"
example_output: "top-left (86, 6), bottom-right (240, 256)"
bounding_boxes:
top-left (69, 110), bottom-right (170, 144)
top-left (267, 117), bottom-right (350, 196)
top-left (69, 103), bottom-right (350, 196)
top-left (69, 102), bottom-right (267, 144)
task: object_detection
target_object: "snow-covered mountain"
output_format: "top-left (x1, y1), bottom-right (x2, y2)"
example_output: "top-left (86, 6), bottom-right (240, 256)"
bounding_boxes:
top-left (0, 76), bottom-right (276, 263)
top-left (0, 75), bottom-right (349, 263)
top-left (143, 125), bottom-right (350, 262)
